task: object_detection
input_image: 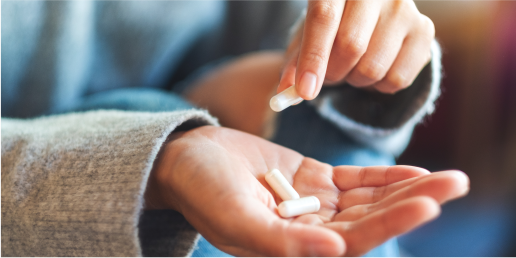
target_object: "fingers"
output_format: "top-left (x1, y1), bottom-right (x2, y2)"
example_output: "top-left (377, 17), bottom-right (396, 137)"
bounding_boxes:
top-left (373, 15), bottom-right (435, 93)
top-left (333, 165), bottom-right (430, 191)
top-left (335, 170), bottom-right (469, 220)
top-left (336, 176), bottom-right (421, 213)
top-left (363, 170), bottom-right (469, 210)
top-left (278, 17), bottom-right (304, 93)
top-left (212, 197), bottom-right (345, 257)
top-left (344, 0), bottom-right (434, 93)
top-left (277, 53), bottom-right (298, 93)
top-left (325, 0), bottom-right (381, 83)
top-left (326, 196), bottom-right (440, 257)
top-left (345, 1), bottom-right (415, 88)
top-left (295, 0), bottom-right (345, 100)
top-left (282, 0), bottom-right (434, 97)
top-left (292, 213), bottom-right (326, 226)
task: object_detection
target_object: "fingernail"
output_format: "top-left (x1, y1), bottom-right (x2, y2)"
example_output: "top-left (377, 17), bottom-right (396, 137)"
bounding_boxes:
top-left (298, 72), bottom-right (317, 99)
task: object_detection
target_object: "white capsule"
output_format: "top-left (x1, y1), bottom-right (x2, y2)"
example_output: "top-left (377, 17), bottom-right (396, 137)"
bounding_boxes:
top-left (265, 168), bottom-right (300, 201)
top-left (269, 85), bottom-right (304, 112)
top-left (278, 196), bottom-right (321, 218)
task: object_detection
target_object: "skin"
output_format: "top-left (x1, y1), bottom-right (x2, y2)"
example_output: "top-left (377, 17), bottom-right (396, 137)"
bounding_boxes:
top-left (278, 0), bottom-right (435, 98)
top-left (185, 51), bottom-right (283, 137)
top-left (156, 1), bottom-right (454, 256)
top-left (145, 126), bottom-right (470, 256)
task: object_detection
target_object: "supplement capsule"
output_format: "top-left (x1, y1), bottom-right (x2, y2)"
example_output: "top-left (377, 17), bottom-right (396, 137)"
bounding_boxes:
top-left (265, 168), bottom-right (300, 201)
top-left (278, 196), bottom-right (321, 218)
top-left (270, 85), bottom-right (304, 112)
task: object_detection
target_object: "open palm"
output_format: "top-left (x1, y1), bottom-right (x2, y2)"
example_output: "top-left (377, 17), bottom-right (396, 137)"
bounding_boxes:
top-left (148, 126), bottom-right (469, 256)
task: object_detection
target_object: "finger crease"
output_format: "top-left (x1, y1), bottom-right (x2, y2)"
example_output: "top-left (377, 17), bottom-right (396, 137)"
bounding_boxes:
top-left (358, 167), bottom-right (367, 187)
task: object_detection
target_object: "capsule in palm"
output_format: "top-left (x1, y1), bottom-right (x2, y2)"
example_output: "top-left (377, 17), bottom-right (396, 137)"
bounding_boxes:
top-left (278, 196), bottom-right (321, 218)
top-left (265, 168), bottom-right (300, 201)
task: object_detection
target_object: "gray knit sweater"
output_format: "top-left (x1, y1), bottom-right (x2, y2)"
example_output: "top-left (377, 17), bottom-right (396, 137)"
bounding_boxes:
top-left (1, 110), bottom-right (219, 256)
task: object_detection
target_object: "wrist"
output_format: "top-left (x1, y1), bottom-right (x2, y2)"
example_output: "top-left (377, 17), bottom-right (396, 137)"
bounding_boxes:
top-left (143, 130), bottom-right (186, 212)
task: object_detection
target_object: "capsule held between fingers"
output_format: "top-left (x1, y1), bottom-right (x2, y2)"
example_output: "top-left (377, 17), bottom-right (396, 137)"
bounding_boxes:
top-left (270, 85), bottom-right (304, 112)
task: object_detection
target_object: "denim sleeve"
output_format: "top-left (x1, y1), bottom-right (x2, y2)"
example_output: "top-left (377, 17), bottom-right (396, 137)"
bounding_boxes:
top-left (309, 40), bottom-right (442, 156)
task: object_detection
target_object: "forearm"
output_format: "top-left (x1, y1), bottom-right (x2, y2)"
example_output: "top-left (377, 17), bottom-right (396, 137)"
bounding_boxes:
top-left (1, 110), bottom-right (218, 256)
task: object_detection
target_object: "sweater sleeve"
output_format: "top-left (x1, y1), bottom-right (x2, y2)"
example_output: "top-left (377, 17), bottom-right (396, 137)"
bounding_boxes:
top-left (285, 9), bottom-right (442, 157)
top-left (310, 40), bottom-right (442, 156)
top-left (1, 110), bottom-right (219, 256)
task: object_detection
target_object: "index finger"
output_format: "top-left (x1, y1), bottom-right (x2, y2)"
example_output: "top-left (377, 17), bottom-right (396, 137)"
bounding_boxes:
top-left (295, 0), bottom-right (345, 100)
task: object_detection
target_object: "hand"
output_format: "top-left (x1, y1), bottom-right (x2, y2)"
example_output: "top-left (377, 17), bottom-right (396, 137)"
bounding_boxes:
top-left (185, 51), bottom-right (284, 137)
top-left (145, 126), bottom-right (468, 256)
top-left (279, 0), bottom-right (435, 99)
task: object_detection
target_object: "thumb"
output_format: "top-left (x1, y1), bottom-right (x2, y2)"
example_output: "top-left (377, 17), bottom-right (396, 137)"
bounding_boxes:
top-left (211, 197), bottom-right (345, 256)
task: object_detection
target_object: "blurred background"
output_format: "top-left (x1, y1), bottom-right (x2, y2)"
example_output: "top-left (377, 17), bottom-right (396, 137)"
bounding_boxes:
top-left (397, 1), bottom-right (516, 256)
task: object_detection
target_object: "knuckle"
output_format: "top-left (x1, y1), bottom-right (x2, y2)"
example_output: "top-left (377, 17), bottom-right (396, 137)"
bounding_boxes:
top-left (303, 49), bottom-right (327, 65)
top-left (390, 0), bottom-right (419, 22)
top-left (380, 72), bottom-right (411, 94)
top-left (308, 1), bottom-right (340, 27)
top-left (335, 35), bottom-right (367, 60)
top-left (326, 35), bottom-right (368, 83)
top-left (325, 69), bottom-right (344, 83)
top-left (419, 15), bottom-right (436, 39)
top-left (356, 62), bottom-right (386, 83)
top-left (390, 0), bottom-right (405, 13)
top-left (391, 0), bottom-right (413, 15)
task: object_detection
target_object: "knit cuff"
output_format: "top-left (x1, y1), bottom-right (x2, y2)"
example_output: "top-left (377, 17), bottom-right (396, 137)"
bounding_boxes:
top-left (1, 110), bottom-right (219, 256)
top-left (310, 40), bottom-right (442, 156)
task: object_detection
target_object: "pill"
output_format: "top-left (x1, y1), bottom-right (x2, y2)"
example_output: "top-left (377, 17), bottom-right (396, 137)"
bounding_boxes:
top-left (265, 168), bottom-right (300, 201)
top-left (278, 196), bottom-right (321, 218)
top-left (269, 85), bottom-right (304, 112)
